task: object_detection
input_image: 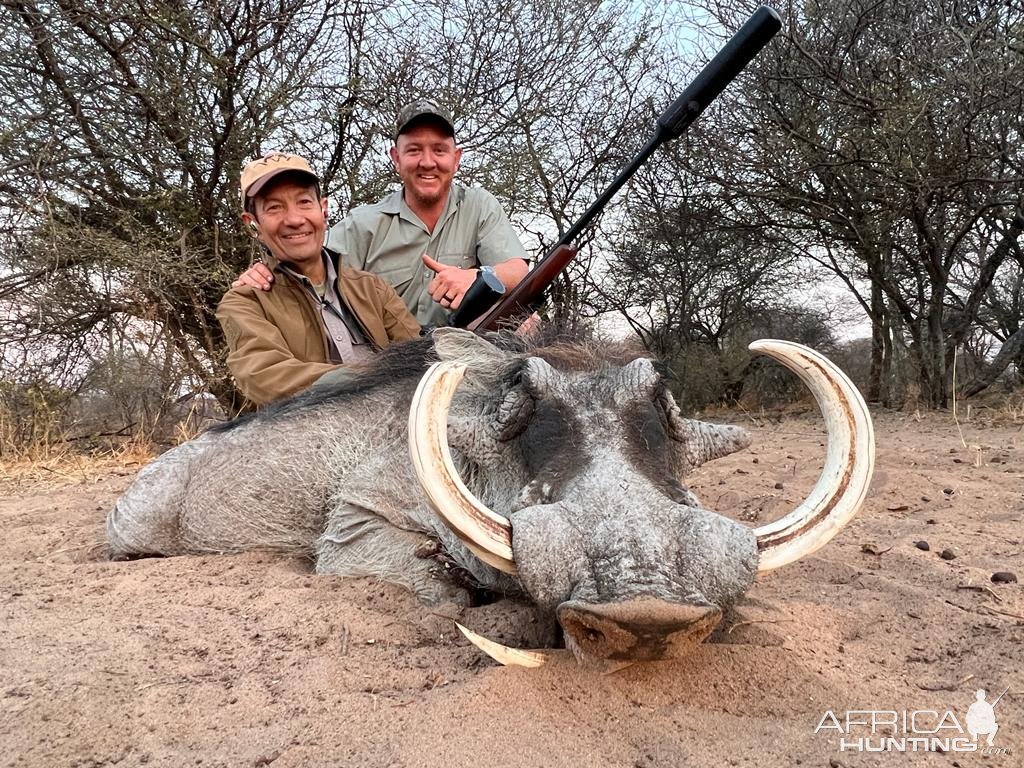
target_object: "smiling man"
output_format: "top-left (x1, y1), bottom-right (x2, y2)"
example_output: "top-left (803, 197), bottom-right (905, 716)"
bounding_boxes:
top-left (216, 152), bottom-right (419, 407)
top-left (235, 101), bottom-right (529, 327)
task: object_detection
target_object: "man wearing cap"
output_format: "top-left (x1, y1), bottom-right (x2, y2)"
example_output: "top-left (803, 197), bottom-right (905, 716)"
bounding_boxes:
top-left (217, 152), bottom-right (420, 408)
top-left (235, 100), bottom-right (529, 327)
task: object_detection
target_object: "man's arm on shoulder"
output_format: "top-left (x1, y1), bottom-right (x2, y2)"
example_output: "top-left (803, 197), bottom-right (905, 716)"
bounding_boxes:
top-left (232, 262), bottom-right (274, 290)
top-left (216, 288), bottom-right (337, 407)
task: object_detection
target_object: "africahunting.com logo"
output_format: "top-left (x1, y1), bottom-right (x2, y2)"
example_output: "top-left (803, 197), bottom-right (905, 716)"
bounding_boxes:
top-left (815, 687), bottom-right (1011, 755)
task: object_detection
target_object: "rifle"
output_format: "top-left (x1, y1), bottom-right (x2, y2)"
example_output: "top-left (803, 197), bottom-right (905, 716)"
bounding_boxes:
top-left (991, 686), bottom-right (1010, 708)
top-left (450, 5), bottom-right (783, 332)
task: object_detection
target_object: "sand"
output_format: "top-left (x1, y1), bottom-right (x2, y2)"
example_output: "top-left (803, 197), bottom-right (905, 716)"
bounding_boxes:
top-left (1, 409), bottom-right (1021, 767)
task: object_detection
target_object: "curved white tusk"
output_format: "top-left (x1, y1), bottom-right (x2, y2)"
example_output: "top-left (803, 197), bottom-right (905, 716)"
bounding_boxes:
top-left (409, 362), bottom-right (517, 574)
top-left (456, 622), bottom-right (549, 668)
top-left (749, 340), bottom-right (875, 571)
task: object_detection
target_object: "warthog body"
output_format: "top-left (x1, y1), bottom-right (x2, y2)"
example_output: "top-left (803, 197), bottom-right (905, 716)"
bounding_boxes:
top-left (109, 328), bottom-right (871, 662)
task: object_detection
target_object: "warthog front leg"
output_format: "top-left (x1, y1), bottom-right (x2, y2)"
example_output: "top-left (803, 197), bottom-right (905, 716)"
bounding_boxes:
top-left (314, 502), bottom-right (473, 606)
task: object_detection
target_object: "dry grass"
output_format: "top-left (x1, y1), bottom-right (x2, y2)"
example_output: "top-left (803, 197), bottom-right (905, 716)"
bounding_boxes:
top-left (1, 437), bottom-right (156, 491)
top-left (955, 391), bottom-right (1024, 427)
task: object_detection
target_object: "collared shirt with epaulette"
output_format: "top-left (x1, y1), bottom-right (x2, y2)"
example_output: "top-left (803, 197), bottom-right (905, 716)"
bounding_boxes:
top-left (326, 183), bottom-right (528, 326)
top-left (277, 252), bottom-right (373, 365)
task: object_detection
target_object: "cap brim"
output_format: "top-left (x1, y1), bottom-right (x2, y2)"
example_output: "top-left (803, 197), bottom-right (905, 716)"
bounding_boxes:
top-left (397, 113), bottom-right (455, 138)
top-left (245, 168), bottom-right (318, 198)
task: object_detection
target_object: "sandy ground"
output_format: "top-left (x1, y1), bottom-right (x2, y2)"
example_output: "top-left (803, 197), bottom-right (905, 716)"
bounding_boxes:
top-left (1, 408), bottom-right (1021, 767)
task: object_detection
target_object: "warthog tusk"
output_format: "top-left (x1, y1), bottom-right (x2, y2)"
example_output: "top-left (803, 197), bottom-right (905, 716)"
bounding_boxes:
top-left (455, 622), bottom-right (549, 668)
top-left (409, 362), bottom-right (517, 574)
top-left (749, 340), bottom-right (875, 571)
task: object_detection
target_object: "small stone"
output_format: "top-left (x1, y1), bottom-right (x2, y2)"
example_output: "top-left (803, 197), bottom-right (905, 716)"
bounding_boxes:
top-left (926, 518), bottom-right (937, 525)
top-left (943, 487), bottom-right (954, 495)
top-left (921, 496), bottom-right (931, 502)
top-left (914, 541), bottom-right (930, 551)
top-left (939, 549), bottom-right (956, 561)
top-left (991, 571), bottom-right (1017, 584)
top-left (829, 759), bottom-right (844, 768)
top-left (774, 482), bottom-right (784, 490)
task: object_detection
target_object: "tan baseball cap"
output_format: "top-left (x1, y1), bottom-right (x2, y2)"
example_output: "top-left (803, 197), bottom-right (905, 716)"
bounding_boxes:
top-left (240, 152), bottom-right (318, 204)
top-left (396, 99), bottom-right (455, 139)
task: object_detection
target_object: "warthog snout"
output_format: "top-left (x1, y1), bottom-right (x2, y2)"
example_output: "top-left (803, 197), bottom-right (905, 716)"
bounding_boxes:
top-left (557, 599), bottom-right (723, 661)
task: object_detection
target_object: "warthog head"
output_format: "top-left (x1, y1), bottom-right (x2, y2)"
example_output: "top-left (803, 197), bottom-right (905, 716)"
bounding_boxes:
top-left (410, 329), bottom-right (874, 665)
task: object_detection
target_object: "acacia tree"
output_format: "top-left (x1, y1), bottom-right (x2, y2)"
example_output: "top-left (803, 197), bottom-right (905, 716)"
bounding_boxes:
top-left (960, 231), bottom-right (1024, 396)
top-left (597, 146), bottom-right (797, 356)
top-left (688, 0), bottom-right (1024, 407)
top-left (0, 0), bottom-right (699, 435)
top-left (0, 0), bottom-right (359, 411)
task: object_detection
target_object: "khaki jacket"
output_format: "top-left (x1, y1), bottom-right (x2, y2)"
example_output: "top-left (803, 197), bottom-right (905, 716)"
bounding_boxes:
top-left (217, 251), bottom-right (420, 407)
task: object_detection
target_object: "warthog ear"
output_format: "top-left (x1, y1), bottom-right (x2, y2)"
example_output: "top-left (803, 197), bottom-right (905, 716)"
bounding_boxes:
top-left (613, 358), bottom-right (659, 405)
top-left (654, 386), bottom-right (687, 441)
top-left (432, 327), bottom-right (505, 367)
top-left (654, 386), bottom-right (751, 468)
top-left (495, 357), bottom-right (558, 441)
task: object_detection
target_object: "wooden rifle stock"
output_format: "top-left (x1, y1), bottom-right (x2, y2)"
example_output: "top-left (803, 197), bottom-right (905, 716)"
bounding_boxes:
top-left (466, 7), bottom-right (781, 333)
top-left (469, 244), bottom-right (576, 331)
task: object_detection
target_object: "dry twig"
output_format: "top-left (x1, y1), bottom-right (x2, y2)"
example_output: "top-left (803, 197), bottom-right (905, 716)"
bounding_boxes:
top-left (727, 618), bottom-right (795, 634)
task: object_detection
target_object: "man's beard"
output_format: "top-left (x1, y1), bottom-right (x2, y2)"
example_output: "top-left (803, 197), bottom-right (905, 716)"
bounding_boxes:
top-left (406, 177), bottom-right (448, 208)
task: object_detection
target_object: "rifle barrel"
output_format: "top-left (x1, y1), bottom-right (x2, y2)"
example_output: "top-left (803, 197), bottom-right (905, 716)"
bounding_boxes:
top-left (556, 5), bottom-right (781, 251)
top-left (474, 5), bottom-right (782, 332)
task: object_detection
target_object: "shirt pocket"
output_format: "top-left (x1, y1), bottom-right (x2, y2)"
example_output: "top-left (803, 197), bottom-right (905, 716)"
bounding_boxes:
top-left (374, 261), bottom-right (416, 293)
top-left (435, 251), bottom-right (476, 270)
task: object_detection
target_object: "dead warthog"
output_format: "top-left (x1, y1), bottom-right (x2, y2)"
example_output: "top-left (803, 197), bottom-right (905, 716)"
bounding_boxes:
top-left (108, 328), bottom-right (873, 665)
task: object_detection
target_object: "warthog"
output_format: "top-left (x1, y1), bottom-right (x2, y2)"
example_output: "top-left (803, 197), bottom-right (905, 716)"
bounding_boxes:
top-left (108, 328), bottom-right (873, 665)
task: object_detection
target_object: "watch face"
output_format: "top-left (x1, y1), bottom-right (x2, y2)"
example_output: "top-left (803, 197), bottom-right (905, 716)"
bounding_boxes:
top-left (480, 268), bottom-right (504, 293)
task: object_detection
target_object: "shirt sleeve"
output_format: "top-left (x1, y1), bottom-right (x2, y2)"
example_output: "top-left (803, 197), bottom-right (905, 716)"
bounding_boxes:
top-left (216, 289), bottom-right (338, 407)
top-left (472, 189), bottom-right (529, 268)
top-left (326, 213), bottom-right (373, 271)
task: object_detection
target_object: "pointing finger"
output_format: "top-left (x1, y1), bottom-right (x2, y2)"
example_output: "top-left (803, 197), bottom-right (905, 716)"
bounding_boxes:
top-left (422, 253), bottom-right (447, 272)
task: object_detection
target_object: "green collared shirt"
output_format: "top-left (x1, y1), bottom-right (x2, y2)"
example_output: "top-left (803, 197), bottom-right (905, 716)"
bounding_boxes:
top-left (326, 183), bottom-right (528, 326)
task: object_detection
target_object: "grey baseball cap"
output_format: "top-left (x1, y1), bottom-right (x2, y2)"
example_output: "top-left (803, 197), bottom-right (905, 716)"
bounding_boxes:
top-left (395, 99), bottom-right (455, 138)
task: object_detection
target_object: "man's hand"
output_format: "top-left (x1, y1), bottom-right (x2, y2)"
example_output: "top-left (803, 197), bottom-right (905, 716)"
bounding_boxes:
top-left (423, 253), bottom-right (476, 310)
top-left (232, 262), bottom-right (275, 291)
